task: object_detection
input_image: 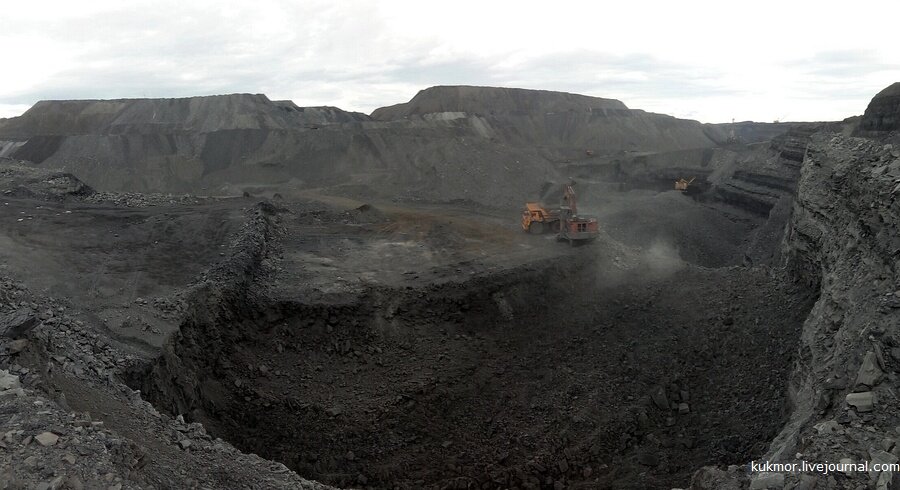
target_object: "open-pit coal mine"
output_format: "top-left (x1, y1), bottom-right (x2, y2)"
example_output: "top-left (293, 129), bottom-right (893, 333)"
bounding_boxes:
top-left (137, 230), bottom-right (815, 489)
top-left (1, 83), bottom-right (899, 490)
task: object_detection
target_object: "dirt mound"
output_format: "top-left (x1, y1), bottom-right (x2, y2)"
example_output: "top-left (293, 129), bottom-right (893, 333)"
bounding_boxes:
top-left (0, 159), bottom-right (94, 200)
top-left (370, 85), bottom-right (628, 120)
top-left (856, 81), bottom-right (900, 134)
top-left (342, 203), bottom-right (388, 224)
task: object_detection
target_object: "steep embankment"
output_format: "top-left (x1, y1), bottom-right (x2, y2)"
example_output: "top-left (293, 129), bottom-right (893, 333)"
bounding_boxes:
top-left (738, 133), bottom-right (900, 490)
top-left (691, 84), bottom-right (900, 489)
top-left (764, 89), bottom-right (900, 490)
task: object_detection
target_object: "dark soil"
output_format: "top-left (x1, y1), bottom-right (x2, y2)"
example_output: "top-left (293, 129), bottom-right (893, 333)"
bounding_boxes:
top-left (138, 203), bottom-right (816, 489)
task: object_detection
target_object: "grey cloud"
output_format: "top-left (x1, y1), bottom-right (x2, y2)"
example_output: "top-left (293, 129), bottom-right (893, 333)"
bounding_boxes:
top-left (0, 47), bottom-right (742, 116)
top-left (2, 4), bottom-right (893, 121)
top-left (497, 50), bottom-right (740, 99)
top-left (378, 58), bottom-right (498, 87)
top-left (796, 50), bottom-right (899, 78)
top-left (0, 2), bottom-right (418, 107)
top-left (362, 50), bottom-right (739, 102)
top-left (0, 0), bottom-right (744, 114)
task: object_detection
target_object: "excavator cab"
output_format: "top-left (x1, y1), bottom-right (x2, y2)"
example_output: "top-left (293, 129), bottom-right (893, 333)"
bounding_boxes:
top-left (557, 183), bottom-right (599, 245)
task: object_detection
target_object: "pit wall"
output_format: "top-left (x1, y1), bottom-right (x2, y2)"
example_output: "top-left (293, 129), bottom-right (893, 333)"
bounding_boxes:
top-left (138, 200), bottom-right (280, 415)
top-left (140, 218), bottom-right (597, 425)
top-left (693, 133), bottom-right (900, 488)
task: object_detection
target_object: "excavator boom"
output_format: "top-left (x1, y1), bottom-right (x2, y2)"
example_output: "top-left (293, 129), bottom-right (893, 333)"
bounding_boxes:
top-left (562, 183), bottom-right (578, 215)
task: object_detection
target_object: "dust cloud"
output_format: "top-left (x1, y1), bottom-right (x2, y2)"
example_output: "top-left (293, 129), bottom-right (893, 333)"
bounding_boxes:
top-left (596, 237), bottom-right (686, 290)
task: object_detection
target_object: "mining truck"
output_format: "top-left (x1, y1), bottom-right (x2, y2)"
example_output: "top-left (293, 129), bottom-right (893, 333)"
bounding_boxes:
top-left (521, 202), bottom-right (561, 234)
top-left (521, 183), bottom-right (599, 245)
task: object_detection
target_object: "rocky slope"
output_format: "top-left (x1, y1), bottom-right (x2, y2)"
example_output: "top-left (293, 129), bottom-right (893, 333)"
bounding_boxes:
top-left (691, 88), bottom-right (900, 489)
top-left (373, 85), bottom-right (727, 160)
top-left (0, 274), bottom-right (334, 490)
top-left (761, 135), bottom-right (895, 490)
top-left (0, 87), bottom-right (736, 207)
top-left (767, 134), bottom-right (900, 486)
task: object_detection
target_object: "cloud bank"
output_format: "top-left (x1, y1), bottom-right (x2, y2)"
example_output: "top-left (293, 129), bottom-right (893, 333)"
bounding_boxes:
top-left (2, 0), bottom-right (899, 122)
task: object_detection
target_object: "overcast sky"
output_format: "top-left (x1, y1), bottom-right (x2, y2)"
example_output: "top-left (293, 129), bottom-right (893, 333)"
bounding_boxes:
top-left (2, 0), bottom-right (899, 123)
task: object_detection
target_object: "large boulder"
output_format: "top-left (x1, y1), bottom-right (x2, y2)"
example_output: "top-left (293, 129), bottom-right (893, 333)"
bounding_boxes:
top-left (854, 351), bottom-right (883, 390)
top-left (0, 309), bottom-right (36, 338)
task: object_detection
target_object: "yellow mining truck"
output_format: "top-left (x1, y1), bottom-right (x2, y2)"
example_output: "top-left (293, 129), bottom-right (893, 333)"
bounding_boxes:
top-left (675, 177), bottom-right (696, 192)
top-left (521, 202), bottom-right (560, 234)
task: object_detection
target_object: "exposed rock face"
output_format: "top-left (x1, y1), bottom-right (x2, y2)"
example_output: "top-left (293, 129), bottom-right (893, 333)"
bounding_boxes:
top-left (713, 126), bottom-right (816, 214)
top-left (857, 82), bottom-right (900, 134)
top-left (698, 133), bottom-right (900, 489)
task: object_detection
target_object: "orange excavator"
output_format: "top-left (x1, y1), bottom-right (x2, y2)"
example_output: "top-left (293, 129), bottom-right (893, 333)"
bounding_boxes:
top-left (521, 182), bottom-right (599, 245)
top-left (675, 177), bottom-right (695, 192)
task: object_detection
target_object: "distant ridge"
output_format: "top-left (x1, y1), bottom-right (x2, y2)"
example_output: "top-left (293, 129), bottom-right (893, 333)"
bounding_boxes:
top-left (0, 93), bottom-right (369, 137)
top-left (0, 86), bottom-right (744, 207)
top-left (371, 85), bottom-right (628, 120)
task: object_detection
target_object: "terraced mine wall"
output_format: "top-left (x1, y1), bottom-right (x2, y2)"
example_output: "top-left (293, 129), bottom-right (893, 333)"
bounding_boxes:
top-left (773, 134), bottom-right (900, 473)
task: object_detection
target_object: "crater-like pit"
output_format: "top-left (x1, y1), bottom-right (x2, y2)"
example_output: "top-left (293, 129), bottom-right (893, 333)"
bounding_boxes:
top-left (139, 252), bottom-right (814, 489)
